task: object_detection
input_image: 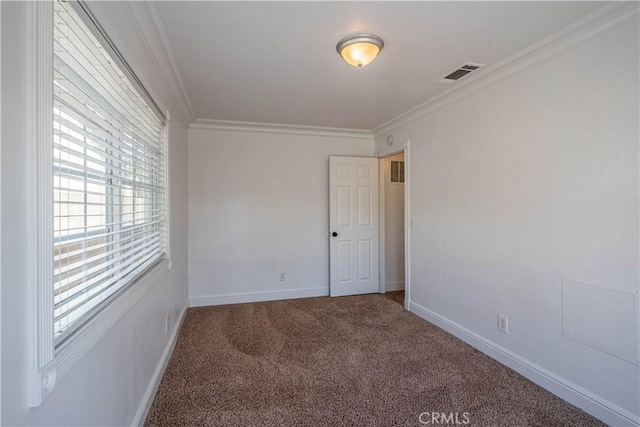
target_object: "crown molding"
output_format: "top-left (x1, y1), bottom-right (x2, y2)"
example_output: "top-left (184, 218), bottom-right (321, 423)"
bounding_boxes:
top-left (146, 2), bottom-right (196, 122)
top-left (190, 119), bottom-right (374, 140)
top-left (373, 2), bottom-right (639, 139)
top-left (120, 2), bottom-right (195, 124)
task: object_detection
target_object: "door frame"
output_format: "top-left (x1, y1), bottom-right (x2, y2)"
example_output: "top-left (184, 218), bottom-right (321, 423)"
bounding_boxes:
top-left (378, 140), bottom-right (411, 310)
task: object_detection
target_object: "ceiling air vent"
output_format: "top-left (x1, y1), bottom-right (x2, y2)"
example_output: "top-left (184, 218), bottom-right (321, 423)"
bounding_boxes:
top-left (437, 63), bottom-right (485, 84)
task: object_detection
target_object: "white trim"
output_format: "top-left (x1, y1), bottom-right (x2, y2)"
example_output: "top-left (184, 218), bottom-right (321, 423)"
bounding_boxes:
top-left (132, 303), bottom-right (188, 427)
top-left (385, 282), bottom-right (405, 292)
top-left (120, 2), bottom-right (194, 124)
top-left (146, 2), bottom-right (196, 123)
top-left (372, 2), bottom-right (639, 139)
top-left (55, 259), bottom-right (170, 379)
top-left (190, 118), bottom-right (374, 140)
top-left (403, 140), bottom-right (411, 310)
top-left (378, 158), bottom-right (386, 294)
top-left (36, 0), bottom-right (54, 370)
top-left (164, 110), bottom-right (172, 270)
top-left (0, 2), bottom-right (3, 419)
top-left (31, 0), bottom-right (55, 407)
top-left (409, 301), bottom-right (640, 427)
top-left (189, 287), bottom-right (328, 308)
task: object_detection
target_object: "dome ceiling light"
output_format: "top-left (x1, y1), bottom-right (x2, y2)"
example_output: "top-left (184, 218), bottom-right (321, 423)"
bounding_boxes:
top-left (336, 33), bottom-right (384, 68)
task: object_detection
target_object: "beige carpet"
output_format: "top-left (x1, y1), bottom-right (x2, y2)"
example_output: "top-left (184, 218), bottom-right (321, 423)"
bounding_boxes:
top-left (145, 293), bottom-right (603, 426)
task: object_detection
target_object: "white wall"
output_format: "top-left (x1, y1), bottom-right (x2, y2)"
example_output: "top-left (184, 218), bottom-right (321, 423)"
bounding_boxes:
top-left (375, 10), bottom-right (639, 424)
top-left (1, 2), bottom-right (189, 425)
top-left (384, 152), bottom-right (405, 291)
top-left (188, 126), bottom-right (373, 306)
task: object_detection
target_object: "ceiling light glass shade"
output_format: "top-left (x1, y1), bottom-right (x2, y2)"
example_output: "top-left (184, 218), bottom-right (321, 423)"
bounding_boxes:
top-left (336, 34), bottom-right (384, 67)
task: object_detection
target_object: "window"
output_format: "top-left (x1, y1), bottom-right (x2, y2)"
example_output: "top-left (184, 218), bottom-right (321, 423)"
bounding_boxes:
top-left (31, 0), bottom-right (168, 406)
top-left (52, 0), bottom-right (166, 346)
top-left (390, 160), bottom-right (405, 183)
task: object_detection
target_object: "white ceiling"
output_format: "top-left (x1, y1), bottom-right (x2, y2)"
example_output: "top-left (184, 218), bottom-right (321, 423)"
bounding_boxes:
top-left (154, 1), bottom-right (608, 130)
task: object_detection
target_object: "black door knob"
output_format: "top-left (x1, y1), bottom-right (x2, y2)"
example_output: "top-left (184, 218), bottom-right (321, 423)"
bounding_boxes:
top-left (332, 232), bottom-right (338, 237)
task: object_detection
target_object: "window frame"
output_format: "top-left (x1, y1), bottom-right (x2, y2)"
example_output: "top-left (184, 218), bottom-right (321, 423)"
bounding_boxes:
top-left (30, 0), bottom-right (171, 407)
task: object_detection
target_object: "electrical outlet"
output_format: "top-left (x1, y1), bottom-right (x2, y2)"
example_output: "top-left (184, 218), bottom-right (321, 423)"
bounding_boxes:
top-left (279, 272), bottom-right (286, 281)
top-left (165, 314), bottom-right (170, 332)
top-left (497, 314), bottom-right (508, 334)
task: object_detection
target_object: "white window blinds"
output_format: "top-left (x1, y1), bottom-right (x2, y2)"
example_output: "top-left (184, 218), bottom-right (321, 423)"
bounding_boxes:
top-left (53, 0), bottom-right (167, 346)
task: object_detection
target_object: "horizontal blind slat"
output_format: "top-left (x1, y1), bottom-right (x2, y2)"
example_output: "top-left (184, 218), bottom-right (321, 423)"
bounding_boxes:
top-left (54, 10), bottom-right (162, 134)
top-left (53, 252), bottom-right (163, 343)
top-left (54, 166), bottom-right (166, 192)
top-left (54, 234), bottom-right (165, 292)
top-left (54, 226), bottom-right (166, 264)
top-left (54, 228), bottom-right (164, 278)
top-left (53, 124), bottom-right (164, 177)
top-left (54, 241), bottom-right (165, 315)
top-left (54, 216), bottom-right (165, 243)
top-left (54, 94), bottom-right (163, 161)
top-left (54, 139), bottom-right (166, 183)
top-left (53, 66), bottom-right (162, 149)
top-left (54, 158), bottom-right (165, 190)
top-left (54, 109), bottom-right (163, 169)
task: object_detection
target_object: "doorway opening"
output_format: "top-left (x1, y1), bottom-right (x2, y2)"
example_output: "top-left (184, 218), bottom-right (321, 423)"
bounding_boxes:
top-left (379, 147), bottom-right (409, 310)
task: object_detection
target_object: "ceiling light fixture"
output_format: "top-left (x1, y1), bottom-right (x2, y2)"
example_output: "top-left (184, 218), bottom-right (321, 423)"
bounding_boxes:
top-left (336, 33), bottom-right (384, 68)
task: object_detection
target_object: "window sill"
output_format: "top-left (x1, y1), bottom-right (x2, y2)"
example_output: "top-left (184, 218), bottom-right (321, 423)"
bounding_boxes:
top-left (31, 257), bottom-right (170, 407)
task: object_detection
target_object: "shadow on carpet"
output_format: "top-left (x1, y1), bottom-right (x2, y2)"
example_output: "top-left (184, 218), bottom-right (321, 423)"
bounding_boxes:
top-left (145, 294), bottom-right (603, 427)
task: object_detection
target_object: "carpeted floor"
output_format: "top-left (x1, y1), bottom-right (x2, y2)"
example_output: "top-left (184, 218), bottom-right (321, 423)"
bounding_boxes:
top-left (145, 293), bottom-right (604, 427)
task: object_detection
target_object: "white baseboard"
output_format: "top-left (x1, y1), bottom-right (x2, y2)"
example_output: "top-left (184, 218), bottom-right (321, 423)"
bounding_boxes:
top-left (386, 281), bottom-right (405, 292)
top-left (408, 301), bottom-right (639, 427)
top-left (131, 303), bottom-right (188, 427)
top-left (189, 287), bottom-right (329, 307)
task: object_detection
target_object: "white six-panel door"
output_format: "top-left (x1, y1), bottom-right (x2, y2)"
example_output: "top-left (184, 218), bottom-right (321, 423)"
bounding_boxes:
top-left (329, 156), bottom-right (379, 297)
